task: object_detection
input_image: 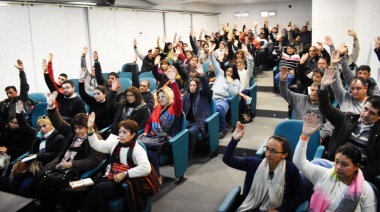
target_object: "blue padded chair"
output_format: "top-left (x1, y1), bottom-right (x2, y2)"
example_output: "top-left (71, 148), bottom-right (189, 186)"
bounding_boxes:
top-left (30, 102), bottom-right (48, 129)
top-left (195, 98), bottom-right (219, 157)
top-left (139, 72), bottom-right (154, 79)
top-left (368, 181), bottom-right (380, 212)
top-left (119, 72), bottom-right (132, 80)
top-left (228, 94), bottom-right (239, 130)
top-left (108, 142), bottom-right (151, 212)
top-left (158, 112), bottom-right (189, 184)
top-left (70, 78), bottom-right (80, 93)
top-left (119, 78), bottom-right (132, 90)
top-left (102, 72), bottom-right (110, 80)
top-left (255, 119), bottom-right (324, 160)
top-left (202, 61), bottom-right (210, 74)
top-left (140, 77), bottom-right (157, 93)
top-left (247, 76), bottom-right (257, 117)
top-left (29, 93), bottom-right (46, 103)
top-left (122, 63), bottom-right (139, 73)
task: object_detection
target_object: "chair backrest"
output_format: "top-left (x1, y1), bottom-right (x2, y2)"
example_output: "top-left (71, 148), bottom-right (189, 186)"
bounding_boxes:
top-left (368, 181), bottom-right (380, 212)
top-left (202, 61), bottom-right (210, 74)
top-left (103, 72), bottom-right (110, 80)
top-left (119, 78), bottom-right (132, 90)
top-left (31, 102), bottom-right (48, 129)
top-left (119, 72), bottom-right (132, 79)
top-left (122, 63), bottom-right (139, 73)
top-left (140, 77), bottom-right (157, 92)
top-left (210, 98), bottom-right (217, 113)
top-left (273, 119), bottom-right (320, 161)
top-left (139, 72), bottom-right (154, 79)
top-left (70, 78), bottom-right (79, 93)
top-left (29, 93), bottom-right (47, 103)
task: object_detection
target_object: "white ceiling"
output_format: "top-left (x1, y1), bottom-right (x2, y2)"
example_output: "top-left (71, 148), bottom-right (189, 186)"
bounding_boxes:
top-left (143, 0), bottom-right (294, 6)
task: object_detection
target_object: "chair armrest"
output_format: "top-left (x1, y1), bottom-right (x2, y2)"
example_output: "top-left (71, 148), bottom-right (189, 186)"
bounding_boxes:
top-left (295, 201), bottom-right (309, 212)
top-left (217, 185), bottom-right (241, 212)
top-left (313, 145), bottom-right (325, 160)
top-left (254, 138), bottom-right (267, 158)
top-left (205, 112), bottom-right (220, 153)
top-left (228, 95), bottom-right (239, 128)
top-left (247, 83), bottom-right (257, 117)
top-left (81, 158), bottom-right (108, 179)
top-left (169, 129), bottom-right (189, 179)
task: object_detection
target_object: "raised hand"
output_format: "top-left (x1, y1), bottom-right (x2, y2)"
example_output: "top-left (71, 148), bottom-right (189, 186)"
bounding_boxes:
top-left (132, 54), bottom-right (138, 64)
top-left (292, 24), bottom-right (297, 30)
top-left (93, 51), bottom-right (98, 61)
top-left (209, 43), bottom-right (216, 53)
top-left (338, 42), bottom-right (347, 55)
top-left (232, 121), bottom-right (245, 140)
top-left (316, 42), bottom-right (324, 51)
top-left (82, 47), bottom-right (88, 56)
top-left (305, 21), bottom-right (309, 26)
top-left (87, 112), bottom-right (96, 131)
top-left (241, 43), bottom-right (248, 54)
top-left (324, 36), bottom-right (334, 46)
top-left (195, 63), bottom-right (204, 76)
top-left (154, 55), bottom-right (161, 66)
top-left (48, 53), bottom-right (53, 63)
top-left (111, 78), bottom-right (119, 91)
top-left (14, 59), bottom-right (24, 71)
top-left (376, 36), bottom-right (380, 49)
top-left (331, 50), bottom-right (342, 65)
top-left (254, 20), bottom-right (258, 28)
top-left (47, 91), bottom-right (58, 108)
top-left (347, 29), bottom-right (357, 39)
top-left (42, 59), bottom-right (47, 73)
top-left (166, 66), bottom-right (176, 82)
top-left (162, 36), bottom-right (167, 43)
top-left (301, 113), bottom-right (320, 139)
top-left (15, 100), bottom-right (24, 114)
top-left (178, 35), bottom-right (182, 42)
top-left (320, 66), bottom-right (336, 90)
top-left (279, 66), bottom-right (289, 81)
top-left (300, 53), bottom-right (309, 65)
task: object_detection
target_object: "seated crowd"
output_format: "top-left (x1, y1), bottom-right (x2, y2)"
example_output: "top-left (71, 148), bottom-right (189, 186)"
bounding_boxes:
top-left (0, 18), bottom-right (380, 211)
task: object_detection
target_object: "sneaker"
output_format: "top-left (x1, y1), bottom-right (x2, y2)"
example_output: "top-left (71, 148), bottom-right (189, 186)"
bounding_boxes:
top-left (219, 130), bottom-right (227, 139)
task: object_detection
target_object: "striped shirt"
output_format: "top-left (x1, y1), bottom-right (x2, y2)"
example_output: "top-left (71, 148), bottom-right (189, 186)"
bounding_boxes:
top-left (280, 52), bottom-right (300, 71)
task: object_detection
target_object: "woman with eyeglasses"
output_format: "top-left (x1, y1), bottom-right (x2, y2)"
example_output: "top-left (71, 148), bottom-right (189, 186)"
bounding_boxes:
top-left (35, 91), bottom-right (104, 212)
top-left (83, 113), bottom-right (151, 212)
top-left (143, 67), bottom-right (182, 185)
top-left (79, 77), bottom-right (117, 130)
top-left (223, 121), bottom-right (306, 211)
top-left (8, 100), bottom-right (64, 197)
top-left (293, 113), bottom-right (377, 211)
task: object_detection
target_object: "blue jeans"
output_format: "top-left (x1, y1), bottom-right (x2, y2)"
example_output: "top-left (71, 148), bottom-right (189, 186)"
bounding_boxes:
top-left (302, 158), bottom-right (334, 199)
top-left (9, 176), bottom-right (38, 198)
top-left (274, 72), bottom-right (295, 86)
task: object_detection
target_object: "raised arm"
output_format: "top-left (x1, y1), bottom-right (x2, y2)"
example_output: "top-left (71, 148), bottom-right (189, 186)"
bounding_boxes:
top-left (167, 67), bottom-right (182, 117)
top-left (46, 91), bottom-right (71, 136)
top-left (14, 59), bottom-right (29, 102)
top-left (78, 80), bottom-right (94, 106)
top-left (93, 51), bottom-right (105, 85)
top-left (87, 112), bottom-right (115, 153)
top-left (80, 47), bottom-right (90, 81)
top-left (131, 54), bottom-right (139, 88)
top-left (347, 29), bottom-right (360, 63)
top-left (15, 100), bottom-right (36, 135)
top-left (133, 39), bottom-right (146, 60)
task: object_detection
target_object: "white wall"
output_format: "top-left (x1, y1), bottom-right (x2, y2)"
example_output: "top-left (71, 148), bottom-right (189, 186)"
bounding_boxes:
top-left (312, 0), bottom-right (380, 83)
top-left (216, 0), bottom-right (312, 34)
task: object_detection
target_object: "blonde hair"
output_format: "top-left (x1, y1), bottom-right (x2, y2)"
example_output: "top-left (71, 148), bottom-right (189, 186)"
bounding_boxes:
top-left (37, 116), bottom-right (52, 127)
top-left (157, 86), bottom-right (174, 107)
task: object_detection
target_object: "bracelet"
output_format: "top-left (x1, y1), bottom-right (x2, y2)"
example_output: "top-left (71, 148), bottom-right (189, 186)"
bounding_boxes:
top-left (300, 135), bottom-right (309, 141)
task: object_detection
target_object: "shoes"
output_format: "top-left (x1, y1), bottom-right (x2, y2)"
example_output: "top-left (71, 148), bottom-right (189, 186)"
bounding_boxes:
top-left (219, 130), bottom-right (227, 139)
top-left (159, 176), bottom-right (163, 185)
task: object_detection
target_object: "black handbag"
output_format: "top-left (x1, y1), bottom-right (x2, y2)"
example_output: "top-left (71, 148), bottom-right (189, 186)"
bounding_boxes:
top-left (136, 134), bottom-right (166, 151)
top-left (43, 168), bottom-right (80, 191)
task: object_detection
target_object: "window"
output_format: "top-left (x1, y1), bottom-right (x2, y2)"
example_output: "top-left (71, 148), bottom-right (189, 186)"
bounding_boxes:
top-left (260, 10), bottom-right (277, 17)
top-left (234, 11), bottom-right (250, 18)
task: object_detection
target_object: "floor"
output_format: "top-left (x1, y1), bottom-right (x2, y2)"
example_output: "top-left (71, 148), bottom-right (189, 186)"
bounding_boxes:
top-left (152, 69), bottom-right (290, 211)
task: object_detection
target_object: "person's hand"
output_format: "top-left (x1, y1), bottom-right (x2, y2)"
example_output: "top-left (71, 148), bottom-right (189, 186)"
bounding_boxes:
top-left (241, 43), bottom-right (248, 54)
top-left (0, 146), bottom-right (8, 153)
top-left (324, 36), bottom-right (334, 46)
top-left (227, 34), bottom-right (233, 43)
top-left (82, 46), bottom-right (88, 56)
top-left (254, 20), bottom-right (258, 28)
top-left (316, 42), bottom-right (324, 51)
top-left (279, 66), bottom-right (288, 81)
top-left (347, 29), bottom-right (357, 40)
top-left (87, 112), bottom-right (95, 132)
top-left (305, 21), bottom-right (309, 26)
top-left (113, 172), bottom-right (126, 183)
top-left (178, 35), bottom-right (182, 42)
top-left (14, 59), bottom-right (24, 71)
top-left (131, 54), bottom-right (138, 65)
top-left (195, 63), bottom-right (204, 77)
top-left (175, 46), bottom-right (182, 55)
top-left (192, 30), bottom-right (197, 37)
top-left (154, 55), bottom-right (161, 66)
top-left (338, 42), bottom-right (347, 55)
top-left (300, 53), bottom-right (309, 65)
top-left (133, 38), bottom-right (137, 47)
top-left (111, 78), bottom-right (119, 91)
top-left (232, 121), bottom-right (245, 140)
top-left (93, 50), bottom-right (98, 61)
top-left (320, 66), bottom-right (336, 90)
top-left (375, 36), bottom-right (380, 49)
top-left (289, 70), bottom-right (295, 75)
top-left (60, 162), bottom-right (72, 169)
top-left (331, 50), bottom-right (342, 66)
top-left (15, 100), bottom-right (24, 114)
top-left (157, 36), bottom-right (160, 42)
top-left (48, 53), bottom-right (53, 63)
top-left (226, 75), bottom-right (233, 83)
top-left (166, 66), bottom-right (176, 82)
top-left (47, 91), bottom-right (58, 108)
top-left (209, 44), bottom-right (216, 54)
top-left (80, 67), bottom-right (87, 80)
top-left (301, 113), bottom-right (320, 139)
top-left (292, 24), bottom-right (297, 30)
top-left (42, 59), bottom-right (48, 73)
top-left (173, 53), bottom-right (179, 64)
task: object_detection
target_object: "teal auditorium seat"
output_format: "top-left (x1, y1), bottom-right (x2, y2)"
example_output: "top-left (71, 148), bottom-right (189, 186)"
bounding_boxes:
top-left (108, 142), bottom-right (151, 212)
top-left (119, 78), bottom-right (132, 90)
top-left (158, 112), bottom-right (189, 184)
top-left (29, 93), bottom-right (46, 103)
top-left (228, 94), bottom-right (239, 130)
top-left (248, 76), bottom-right (257, 117)
top-left (255, 119), bottom-right (324, 160)
top-left (70, 78), bottom-right (79, 93)
top-left (196, 98), bottom-right (219, 157)
top-left (30, 102), bottom-right (48, 129)
top-left (119, 72), bottom-right (132, 79)
top-left (122, 63), bottom-right (139, 73)
top-left (139, 72), bottom-right (154, 79)
top-left (202, 61), bottom-right (210, 74)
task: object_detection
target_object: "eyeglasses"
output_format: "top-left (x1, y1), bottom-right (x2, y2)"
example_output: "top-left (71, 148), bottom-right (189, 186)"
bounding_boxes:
top-left (263, 146), bottom-right (284, 154)
top-left (38, 115), bottom-right (48, 120)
